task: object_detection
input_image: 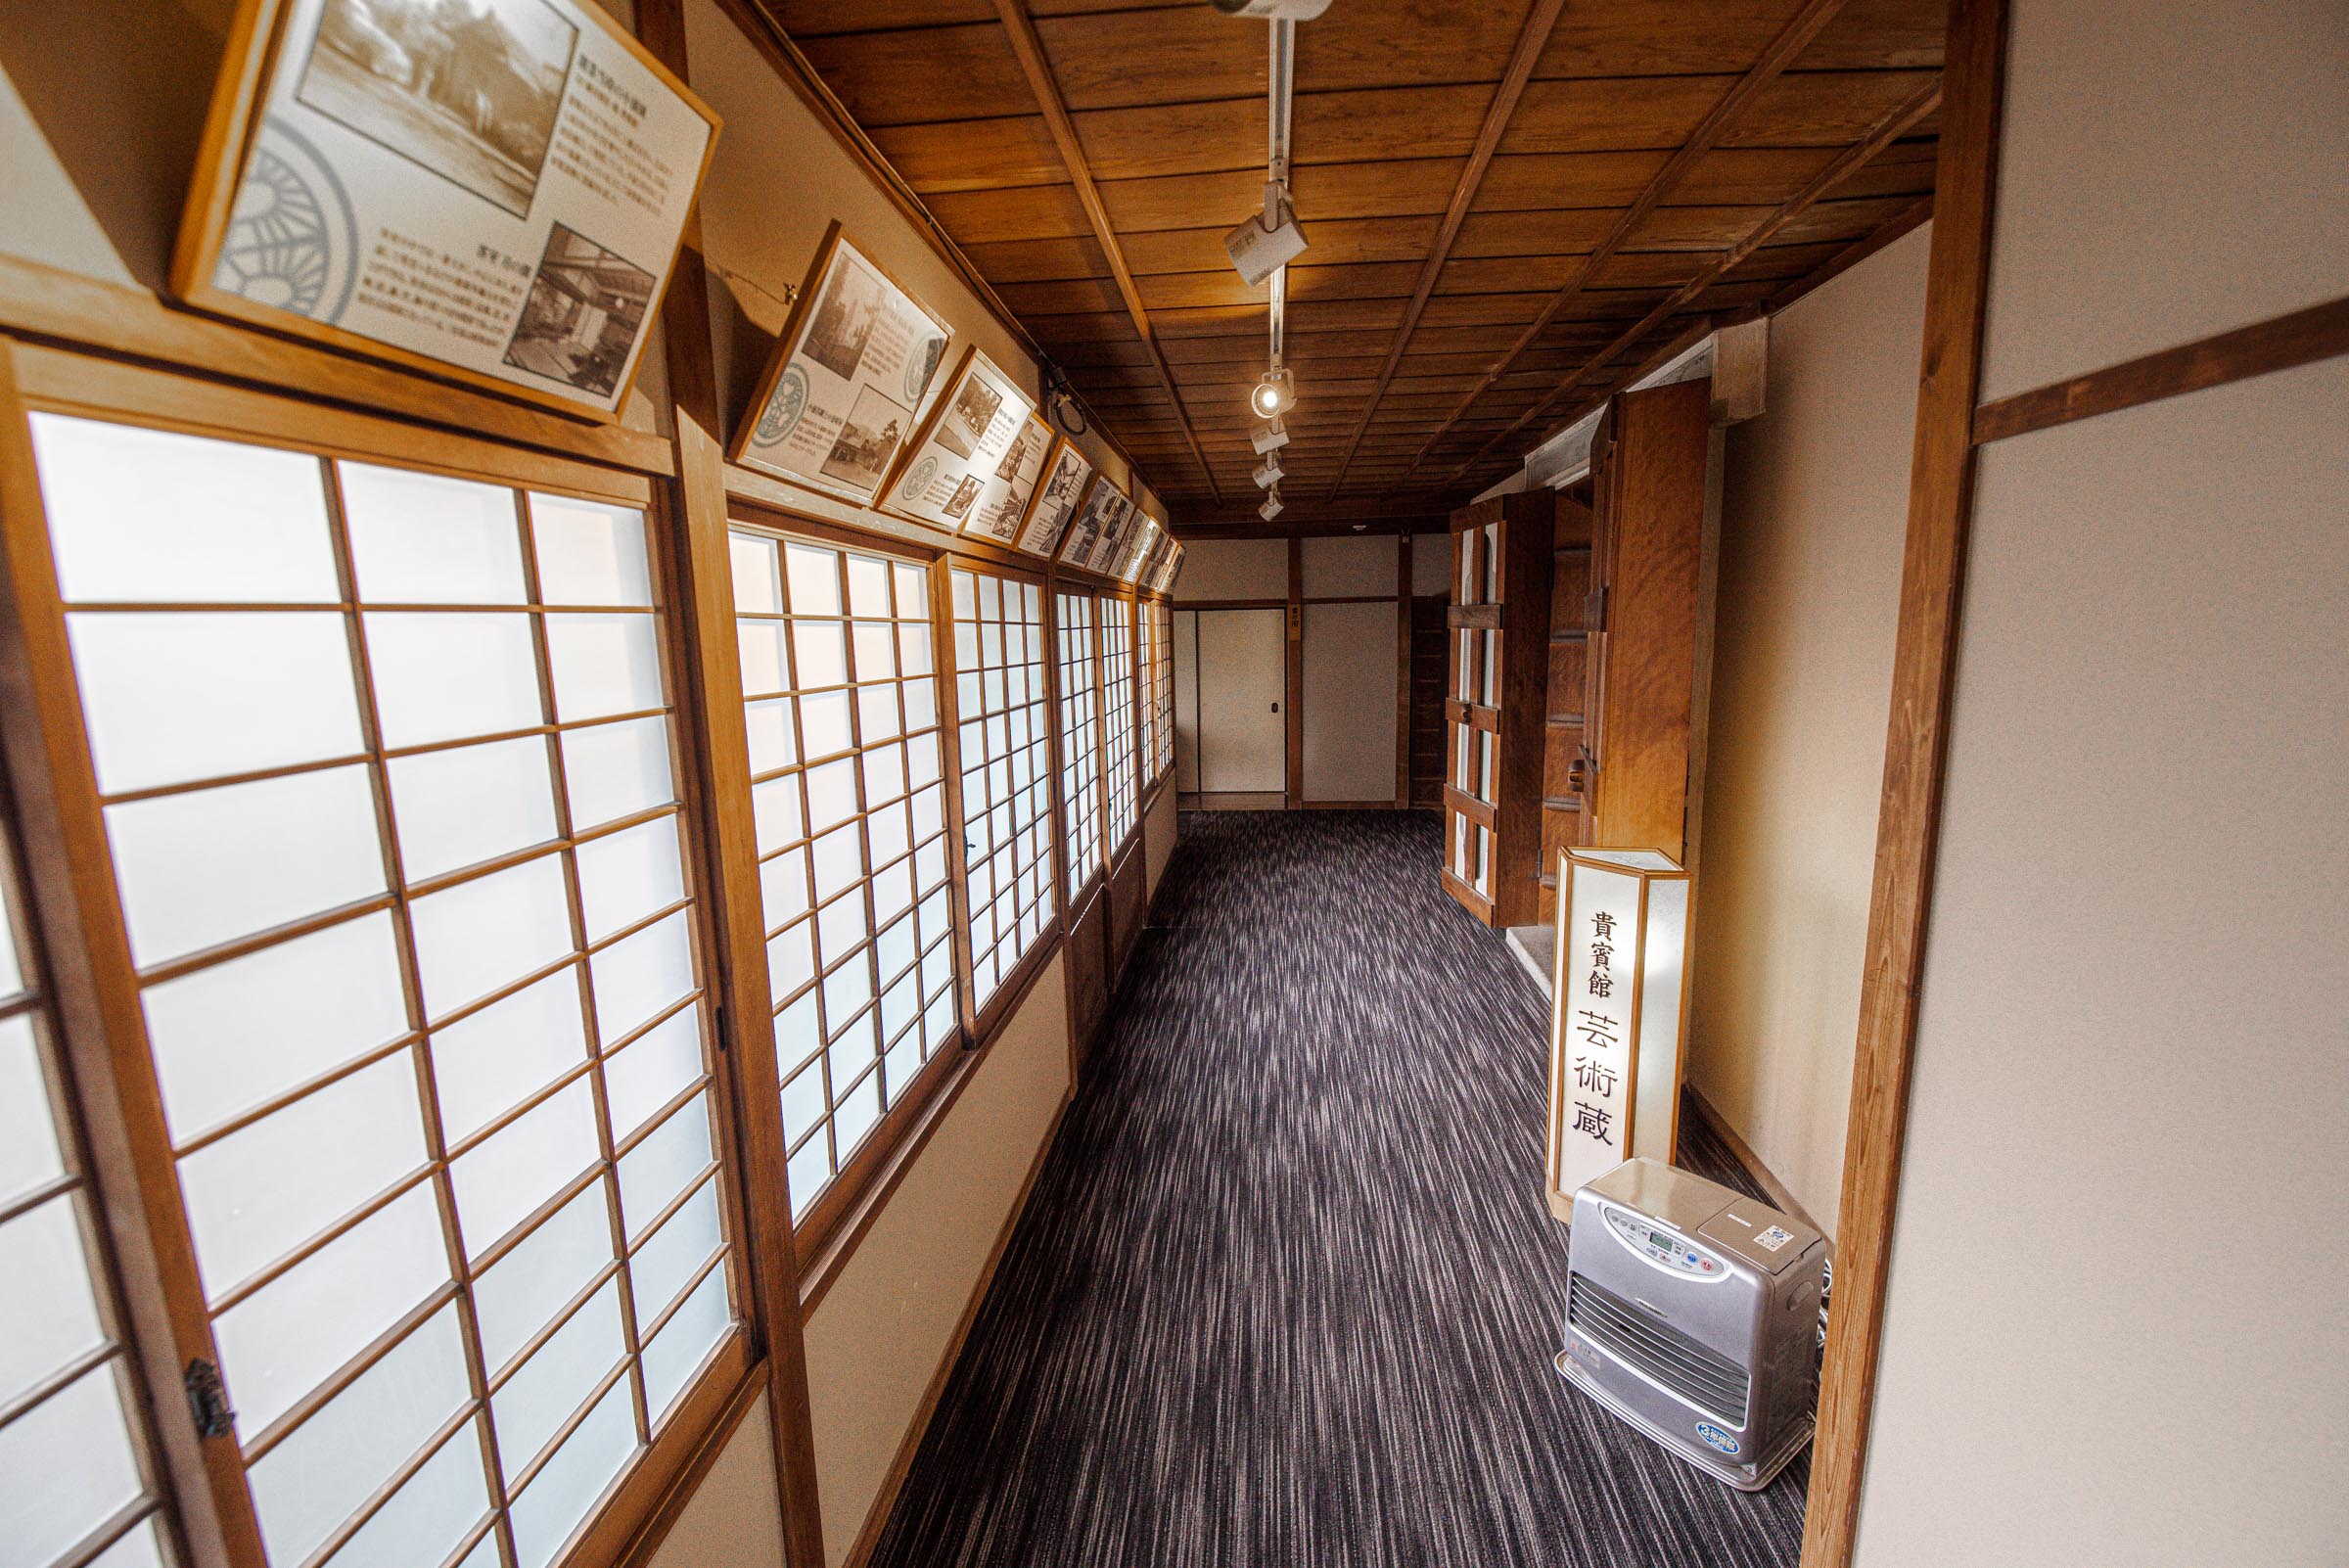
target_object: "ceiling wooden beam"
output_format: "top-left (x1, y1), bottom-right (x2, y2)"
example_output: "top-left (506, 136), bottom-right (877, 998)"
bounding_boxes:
top-left (1448, 79), bottom-right (1945, 484)
top-left (1383, 0), bottom-right (1857, 495)
top-left (1317, 0), bottom-right (1569, 501)
top-left (988, 0), bottom-right (1222, 502)
top-left (1763, 194), bottom-right (1934, 315)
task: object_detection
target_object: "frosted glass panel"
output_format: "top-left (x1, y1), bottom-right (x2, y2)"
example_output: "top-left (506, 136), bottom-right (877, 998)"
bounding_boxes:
top-left (792, 623), bottom-right (846, 688)
top-left (144, 910), bottom-right (408, 1142)
top-left (590, 912), bottom-right (695, 1041)
top-left (784, 543), bottom-right (839, 615)
top-left (0, 1364), bottom-right (142, 1568)
top-left (176, 1053), bottom-right (426, 1298)
top-left (87, 1518), bottom-right (165, 1568)
top-left (545, 614), bottom-right (664, 721)
top-left (247, 1305), bottom-right (470, 1568)
top-left (342, 465), bottom-right (525, 605)
top-left (562, 716), bottom-right (673, 831)
top-left (617, 1093), bottom-right (710, 1240)
top-left (106, 765), bottom-right (385, 965)
top-left (0, 1197), bottom-right (104, 1409)
top-left (472, 1183), bottom-right (612, 1373)
top-left (318, 1421), bottom-right (487, 1568)
top-left (30, 414), bottom-right (339, 604)
top-left (431, 970), bottom-right (588, 1144)
top-left (845, 554), bottom-right (889, 618)
top-left (728, 535), bottom-right (779, 615)
top-left (744, 698), bottom-right (796, 774)
top-left (389, 736), bottom-right (558, 883)
top-left (0, 1016), bottom-right (66, 1203)
top-left (576, 816), bottom-right (683, 942)
top-left (493, 1279), bottom-right (624, 1479)
top-left (69, 612), bottom-right (361, 794)
top-left (786, 1138), bottom-right (828, 1221)
top-left (627, 1182), bottom-right (720, 1327)
top-left (736, 622), bottom-right (788, 699)
top-left (506, 1378), bottom-right (636, 1568)
top-left (366, 613), bottom-right (544, 749)
top-left (530, 496), bottom-right (651, 607)
top-left (603, 1007), bottom-right (701, 1140)
top-left (750, 774), bottom-right (803, 855)
top-left (409, 853), bottom-right (574, 1021)
top-left (641, 1268), bottom-right (728, 1425)
top-left (211, 1182), bottom-right (449, 1435)
top-left (799, 689), bottom-right (852, 758)
top-left (449, 1079), bottom-right (599, 1258)
top-left (805, 758), bottom-right (857, 831)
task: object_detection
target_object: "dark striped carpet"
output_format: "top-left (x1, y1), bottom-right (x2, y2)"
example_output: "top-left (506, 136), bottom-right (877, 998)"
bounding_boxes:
top-left (867, 810), bottom-right (1807, 1568)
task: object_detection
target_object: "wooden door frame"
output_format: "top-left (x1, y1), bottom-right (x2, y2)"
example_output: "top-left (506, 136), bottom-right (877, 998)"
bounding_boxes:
top-left (1799, 0), bottom-right (2006, 1562)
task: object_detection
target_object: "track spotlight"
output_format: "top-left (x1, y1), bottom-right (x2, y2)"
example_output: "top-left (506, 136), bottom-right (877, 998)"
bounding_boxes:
top-left (1224, 182), bottom-right (1309, 287)
top-left (1252, 452), bottom-right (1284, 490)
top-left (1250, 416), bottom-right (1289, 454)
top-left (1250, 367), bottom-right (1295, 420)
top-left (1259, 488), bottom-right (1284, 523)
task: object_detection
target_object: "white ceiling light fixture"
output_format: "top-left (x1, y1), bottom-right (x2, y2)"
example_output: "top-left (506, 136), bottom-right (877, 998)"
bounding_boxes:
top-left (1253, 451), bottom-right (1285, 489)
top-left (1259, 487), bottom-right (1285, 522)
top-left (1219, 2), bottom-right (1328, 464)
top-left (1250, 366), bottom-right (1295, 420)
top-left (1250, 416), bottom-right (1289, 454)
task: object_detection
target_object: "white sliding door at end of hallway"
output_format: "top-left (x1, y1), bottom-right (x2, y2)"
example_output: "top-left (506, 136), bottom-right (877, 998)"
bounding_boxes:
top-left (1184, 608), bottom-right (1286, 798)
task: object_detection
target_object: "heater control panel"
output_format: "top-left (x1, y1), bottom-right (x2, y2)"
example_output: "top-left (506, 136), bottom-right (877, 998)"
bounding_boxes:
top-left (1604, 1206), bottom-right (1722, 1278)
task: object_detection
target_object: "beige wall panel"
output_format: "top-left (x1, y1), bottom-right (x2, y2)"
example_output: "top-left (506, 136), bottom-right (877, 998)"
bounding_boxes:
top-left (1409, 531), bottom-right (1452, 597)
top-left (1193, 608), bottom-right (1287, 793)
top-left (1976, 0), bottom-right (2349, 400)
top-left (1687, 222), bottom-right (1927, 1237)
top-left (1299, 533), bottom-right (1396, 599)
top-left (1173, 609), bottom-right (1202, 792)
top-left (1173, 537), bottom-right (1289, 600)
top-left (1301, 600), bottom-right (1400, 804)
top-left (642, 1398), bottom-right (791, 1568)
top-left (801, 955), bottom-right (1072, 1565)
top-left (1857, 359), bottom-right (2349, 1567)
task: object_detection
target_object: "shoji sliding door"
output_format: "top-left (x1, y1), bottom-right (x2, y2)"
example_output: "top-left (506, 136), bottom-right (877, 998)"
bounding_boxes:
top-left (1098, 596), bottom-right (1137, 853)
top-left (726, 530), bottom-right (959, 1239)
top-left (0, 358), bottom-right (751, 1568)
top-left (1052, 590), bottom-right (1103, 899)
top-left (947, 567), bottom-right (1058, 1014)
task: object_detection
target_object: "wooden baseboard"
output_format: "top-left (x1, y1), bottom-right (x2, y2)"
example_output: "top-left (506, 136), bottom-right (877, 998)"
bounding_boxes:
top-left (1685, 1084), bottom-right (1833, 1254)
top-left (838, 1082), bottom-right (1078, 1568)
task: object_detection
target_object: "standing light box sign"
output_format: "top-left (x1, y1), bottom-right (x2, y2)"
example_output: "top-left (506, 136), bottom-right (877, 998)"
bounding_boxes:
top-left (1544, 847), bottom-right (1694, 1222)
top-left (175, 0), bottom-right (720, 419)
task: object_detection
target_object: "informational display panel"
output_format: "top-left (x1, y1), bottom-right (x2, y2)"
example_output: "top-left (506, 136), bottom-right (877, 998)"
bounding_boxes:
top-left (730, 228), bottom-right (954, 505)
top-left (878, 349), bottom-right (1042, 536)
top-left (1150, 539), bottom-right (1185, 594)
top-left (1118, 517), bottom-right (1162, 583)
top-left (1549, 855), bottom-right (1642, 1200)
top-left (1013, 438), bottom-right (1092, 560)
top-left (1135, 530), bottom-right (1174, 590)
top-left (1055, 475), bottom-right (1128, 571)
top-left (174, 0), bottom-right (719, 418)
top-left (1084, 492), bottom-right (1139, 576)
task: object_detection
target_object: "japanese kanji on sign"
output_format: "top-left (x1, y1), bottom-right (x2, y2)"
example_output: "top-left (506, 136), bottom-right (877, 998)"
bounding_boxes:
top-left (1543, 847), bottom-right (1696, 1223)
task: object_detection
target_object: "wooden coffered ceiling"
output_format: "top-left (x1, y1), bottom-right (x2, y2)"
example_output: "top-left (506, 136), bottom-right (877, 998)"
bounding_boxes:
top-left (755, 0), bottom-right (1946, 529)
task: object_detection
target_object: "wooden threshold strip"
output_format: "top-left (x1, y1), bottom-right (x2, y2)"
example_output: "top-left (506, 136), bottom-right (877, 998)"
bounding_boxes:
top-left (1971, 292), bottom-right (2349, 445)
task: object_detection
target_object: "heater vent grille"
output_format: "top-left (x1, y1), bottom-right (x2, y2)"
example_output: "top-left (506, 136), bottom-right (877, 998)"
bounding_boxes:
top-left (1568, 1274), bottom-right (1750, 1427)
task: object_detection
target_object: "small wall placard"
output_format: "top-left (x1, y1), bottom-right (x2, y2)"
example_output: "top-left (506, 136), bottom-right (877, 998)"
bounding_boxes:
top-left (731, 227), bottom-right (954, 505)
top-left (877, 348), bottom-right (1041, 535)
top-left (1014, 438), bottom-right (1092, 560)
top-left (174, 0), bottom-right (720, 419)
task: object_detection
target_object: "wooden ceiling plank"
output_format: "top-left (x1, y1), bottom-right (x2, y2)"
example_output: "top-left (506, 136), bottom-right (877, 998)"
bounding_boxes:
top-left (1379, 0), bottom-right (1856, 496)
top-left (987, 0), bottom-right (1220, 498)
top-left (1320, 0), bottom-right (1571, 500)
top-left (1445, 76), bottom-right (1942, 484)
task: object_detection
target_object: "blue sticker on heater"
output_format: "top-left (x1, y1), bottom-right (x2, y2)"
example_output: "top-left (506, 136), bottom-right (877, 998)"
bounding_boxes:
top-left (1695, 1423), bottom-right (1742, 1455)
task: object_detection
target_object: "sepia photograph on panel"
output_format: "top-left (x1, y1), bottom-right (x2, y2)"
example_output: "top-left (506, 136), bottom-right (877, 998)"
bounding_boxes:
top-left (821, 384), bottom-right (910, 493)
top-left (501, 223), bottom-right (655, 395)
top-left (298, 0), bottom-right (578, 219)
